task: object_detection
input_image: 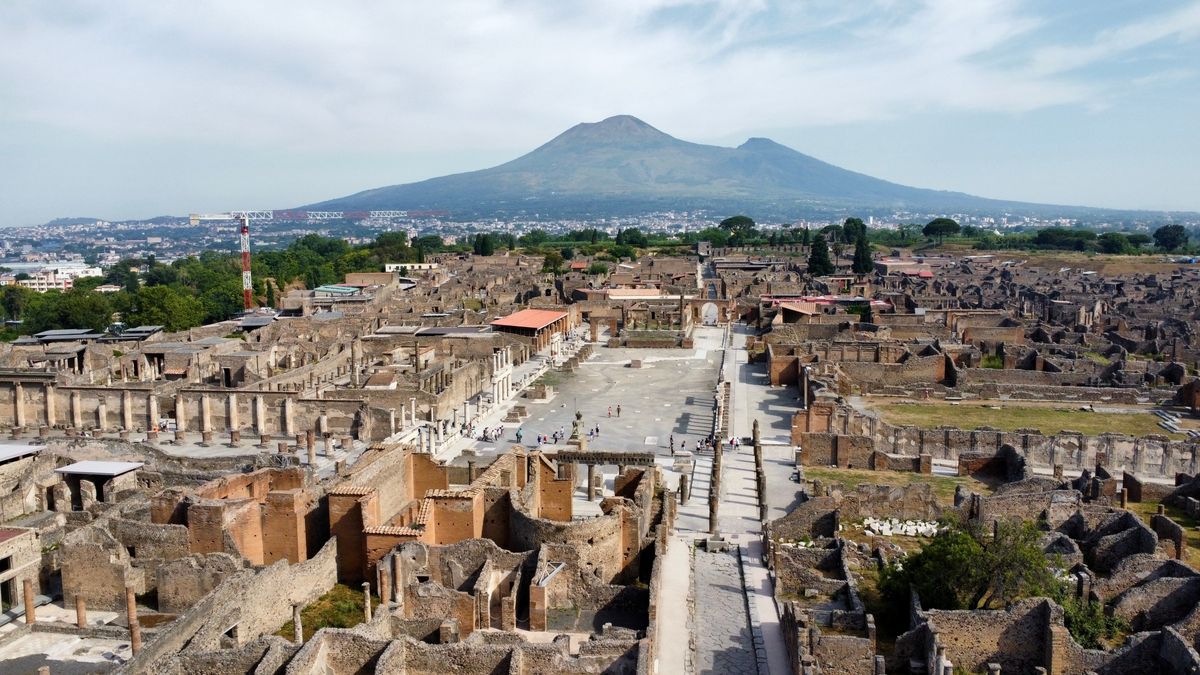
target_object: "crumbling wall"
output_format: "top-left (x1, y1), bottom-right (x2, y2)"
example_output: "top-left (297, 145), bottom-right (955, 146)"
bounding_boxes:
top-left (156, 552), bottom-right (245, 614)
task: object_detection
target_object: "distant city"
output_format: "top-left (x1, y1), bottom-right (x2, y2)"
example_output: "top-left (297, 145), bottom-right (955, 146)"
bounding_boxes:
top-left (5, 209), bottom-right (1195, 274)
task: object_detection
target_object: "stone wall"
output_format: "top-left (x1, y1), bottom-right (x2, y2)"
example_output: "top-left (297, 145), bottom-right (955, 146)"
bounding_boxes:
top-left (156, 552), bottom-right (245, 614)
top-left (127, 538), bottom-right (339, 672)
top-left (837, 405), bottom-right (1200, 481)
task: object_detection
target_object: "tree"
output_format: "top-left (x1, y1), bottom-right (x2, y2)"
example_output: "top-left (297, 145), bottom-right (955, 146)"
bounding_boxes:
top-left (586, 262), bottom-right (609, 275)
top-left (880, 519), bottom-right (1056, 612)
top-left (1153, 224), bottom-right (1188, 251)
top-left (560, 246), bottom-right (574, 262)
top-left (923, 217), bottom-right (960, 242)
top-left (519, 229), bottom-right (549, 246)
top-left (609, 244), bottom-right (636, 260)
top-left (851, 234), bottom-right (873, 274)
top-left (807, 233), bottom-right (835, 276)
top-left (842, 217), bottom-right (866, 244)
top-left (1097, 232), bottom-right (1132, 254)
top-left (719, 215), bottom-right (756, 236)
top-left (541, 251), bottom-right (564, 275)
top-left (125, 286), bottom-right (206, 332)
top-left (1126, 233), bottom-right (1151, 247)
top-left (0, 285), bottom-right (33, 321)
top-left (473, 234), bottom-right (496, 256)
top-left (801, 228), bottom-right (811, 247)
top-left (615, 227), bottom-right (647, 247)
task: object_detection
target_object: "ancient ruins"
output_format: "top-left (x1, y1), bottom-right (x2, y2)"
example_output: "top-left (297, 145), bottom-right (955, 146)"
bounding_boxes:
top-left (0, 246), bottom-right (1198, 674)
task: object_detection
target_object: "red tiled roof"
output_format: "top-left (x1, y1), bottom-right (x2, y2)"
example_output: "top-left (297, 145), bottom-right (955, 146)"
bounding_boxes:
top-left (491, 309), bottom-right (567, 330)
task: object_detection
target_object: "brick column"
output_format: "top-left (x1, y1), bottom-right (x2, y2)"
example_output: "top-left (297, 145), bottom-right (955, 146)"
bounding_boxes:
top-left (22, 578), bottom-right (35, 624)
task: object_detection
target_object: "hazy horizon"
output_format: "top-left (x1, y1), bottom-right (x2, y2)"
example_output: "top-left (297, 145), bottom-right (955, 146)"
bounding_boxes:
top-left (3, 1), bottom-right (1199, 225)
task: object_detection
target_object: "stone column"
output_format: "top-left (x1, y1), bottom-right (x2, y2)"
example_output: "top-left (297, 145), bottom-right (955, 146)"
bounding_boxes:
top-left (283, 397), bottom-right (295, 436)
top-left (127, 585), bottom-right (142, 654)
top-left (587, 464), bottom-right (596, 501)
top-left (13, 383), bottom-right (25, 430)
top-left (122, 390), bottom-right (133, 431)
top-left (174, 394), bottom-right (187, 434)
top-left (255, 395), bottom-right (267, 436)
top-left (318, 413), bottom-right (329, 437)
top-left (147, 395), bottom-right (159, 435)
top-left (96, 398), bottom-right (109, 432)
top-left (71, 390), bottom-right (83, 430)
top-left (680, 474), bottom-right (690, 504)
top-left (22, 578), bottom-right (35, 624)
top-left (378, 570), bottom-right (391, 609)
top-left (227, 393), bottom-right (240, 436)
top-left (293, 604), bottom-right (303, 644)
top-left (389, 409), bottom-right (397, 436)
top-left (44, 384), bottom-right (56, 427)
top-left (76, 596), bottom-right (87, 628)
top-left (200, 394), bottom-right (213, 433)
top-left (362, 582), bottom-right (373, 622)
top-left (392, 555), bottom-right (403, 604)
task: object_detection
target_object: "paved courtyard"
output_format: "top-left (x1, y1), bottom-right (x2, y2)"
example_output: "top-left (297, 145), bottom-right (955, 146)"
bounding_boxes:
top-left (510, 335), bottom-right (724, 464)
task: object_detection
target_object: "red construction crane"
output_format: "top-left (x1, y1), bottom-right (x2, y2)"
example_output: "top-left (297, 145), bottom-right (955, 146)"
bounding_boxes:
top-left (189, 211), bottom-right (271, 310)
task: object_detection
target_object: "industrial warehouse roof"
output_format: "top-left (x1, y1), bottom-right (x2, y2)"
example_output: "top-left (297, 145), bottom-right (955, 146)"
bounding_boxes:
top-left (490, 309), bottom-right (567, 331)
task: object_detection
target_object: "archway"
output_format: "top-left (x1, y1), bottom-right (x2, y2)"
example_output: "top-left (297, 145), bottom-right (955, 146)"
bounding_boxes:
top-left (701, 303), bottom-right (719, 325)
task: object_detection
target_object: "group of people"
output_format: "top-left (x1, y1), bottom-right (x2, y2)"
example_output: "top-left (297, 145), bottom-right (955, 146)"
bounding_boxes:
top-left (516, 423), bottom-right (601, 446)
top-left (667, 433), bottom-right (739, 455)
top-left (474, 426), bottom-right (505, 442)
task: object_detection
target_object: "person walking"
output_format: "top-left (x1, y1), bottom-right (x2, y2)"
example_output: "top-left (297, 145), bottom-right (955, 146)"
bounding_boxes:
top-left (607, 406), bottom-right (612, 418)
top-left (616, 404), bottom-right (621, 417)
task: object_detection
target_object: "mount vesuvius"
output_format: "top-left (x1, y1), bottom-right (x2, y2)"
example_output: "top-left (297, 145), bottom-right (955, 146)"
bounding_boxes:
top-left (303, 115), bottom-right (1101, 219)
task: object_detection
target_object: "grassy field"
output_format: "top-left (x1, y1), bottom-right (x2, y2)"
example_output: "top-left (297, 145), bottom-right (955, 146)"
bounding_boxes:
top-left (802, 466), bottom-right (993, 504)
top-left (277, 584), bottom-right (376, 642)
top-left (874, 402), bottom-right (1184, 439)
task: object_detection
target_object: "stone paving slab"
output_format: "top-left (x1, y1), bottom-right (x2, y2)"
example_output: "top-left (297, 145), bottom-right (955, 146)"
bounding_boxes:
top-left (694, 549), bottom-right (756, 675)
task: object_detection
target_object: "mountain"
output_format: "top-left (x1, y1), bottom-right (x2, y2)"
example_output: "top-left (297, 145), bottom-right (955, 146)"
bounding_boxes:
top-left (303, 115), bottom-right (1111, 219)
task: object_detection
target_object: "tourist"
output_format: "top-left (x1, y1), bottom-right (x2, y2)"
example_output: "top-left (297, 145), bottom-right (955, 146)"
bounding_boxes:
top-left (607, 406), bottom-right (612, 417)
top-left (616, 404), bottom-right (621, 417)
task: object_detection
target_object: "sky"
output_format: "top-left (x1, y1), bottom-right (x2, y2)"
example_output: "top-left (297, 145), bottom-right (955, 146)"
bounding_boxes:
top-left (1, 0), bottom-right (1199, 226)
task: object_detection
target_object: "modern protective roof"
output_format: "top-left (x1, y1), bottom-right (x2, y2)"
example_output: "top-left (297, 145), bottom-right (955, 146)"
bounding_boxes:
top-left (55, 460), bottom-right (144, 476)
top-left (491, 309), bottom-right (567, 331)
top-left (0, 444), bottom-right (42, 463)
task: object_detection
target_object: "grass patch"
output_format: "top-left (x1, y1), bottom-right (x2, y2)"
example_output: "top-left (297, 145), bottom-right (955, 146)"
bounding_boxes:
top-left (1082, 351), bottom-right (1112, 366)
top-left (1128, 500), bottom-right (1200, 567)
top-left (277, 584), bottom-right (376, 642)
top-left (801, 466), bottom-right (992, 504)
top-left (874, 402), bottom-right (1184, 439)
top-left (534, 371), bottom-right (562, 387)
top-left (463, 298), bottom-right (483, 311)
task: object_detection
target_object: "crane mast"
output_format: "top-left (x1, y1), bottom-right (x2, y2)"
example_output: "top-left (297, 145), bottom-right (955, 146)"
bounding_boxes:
top-left (190, 211), bottom-right (263, 311)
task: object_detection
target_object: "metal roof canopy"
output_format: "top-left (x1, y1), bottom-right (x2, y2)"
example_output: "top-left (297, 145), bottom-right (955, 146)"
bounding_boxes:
top-left (0, 444), bottom-right (43, 463)
top-left (55, 460), bottom-right (144, 477)
top-left (491, 309), bottom-right (568, 331)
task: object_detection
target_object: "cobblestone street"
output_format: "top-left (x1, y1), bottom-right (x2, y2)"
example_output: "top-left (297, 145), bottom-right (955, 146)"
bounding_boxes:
top-left (693, 549), bottom-right (756, 675)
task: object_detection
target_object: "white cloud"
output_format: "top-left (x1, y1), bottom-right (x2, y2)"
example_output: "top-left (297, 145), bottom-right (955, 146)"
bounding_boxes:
top-left (0, 0), bottom-right (1198, 220)
top-left (2, 0), bottom-right (1181, 150)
